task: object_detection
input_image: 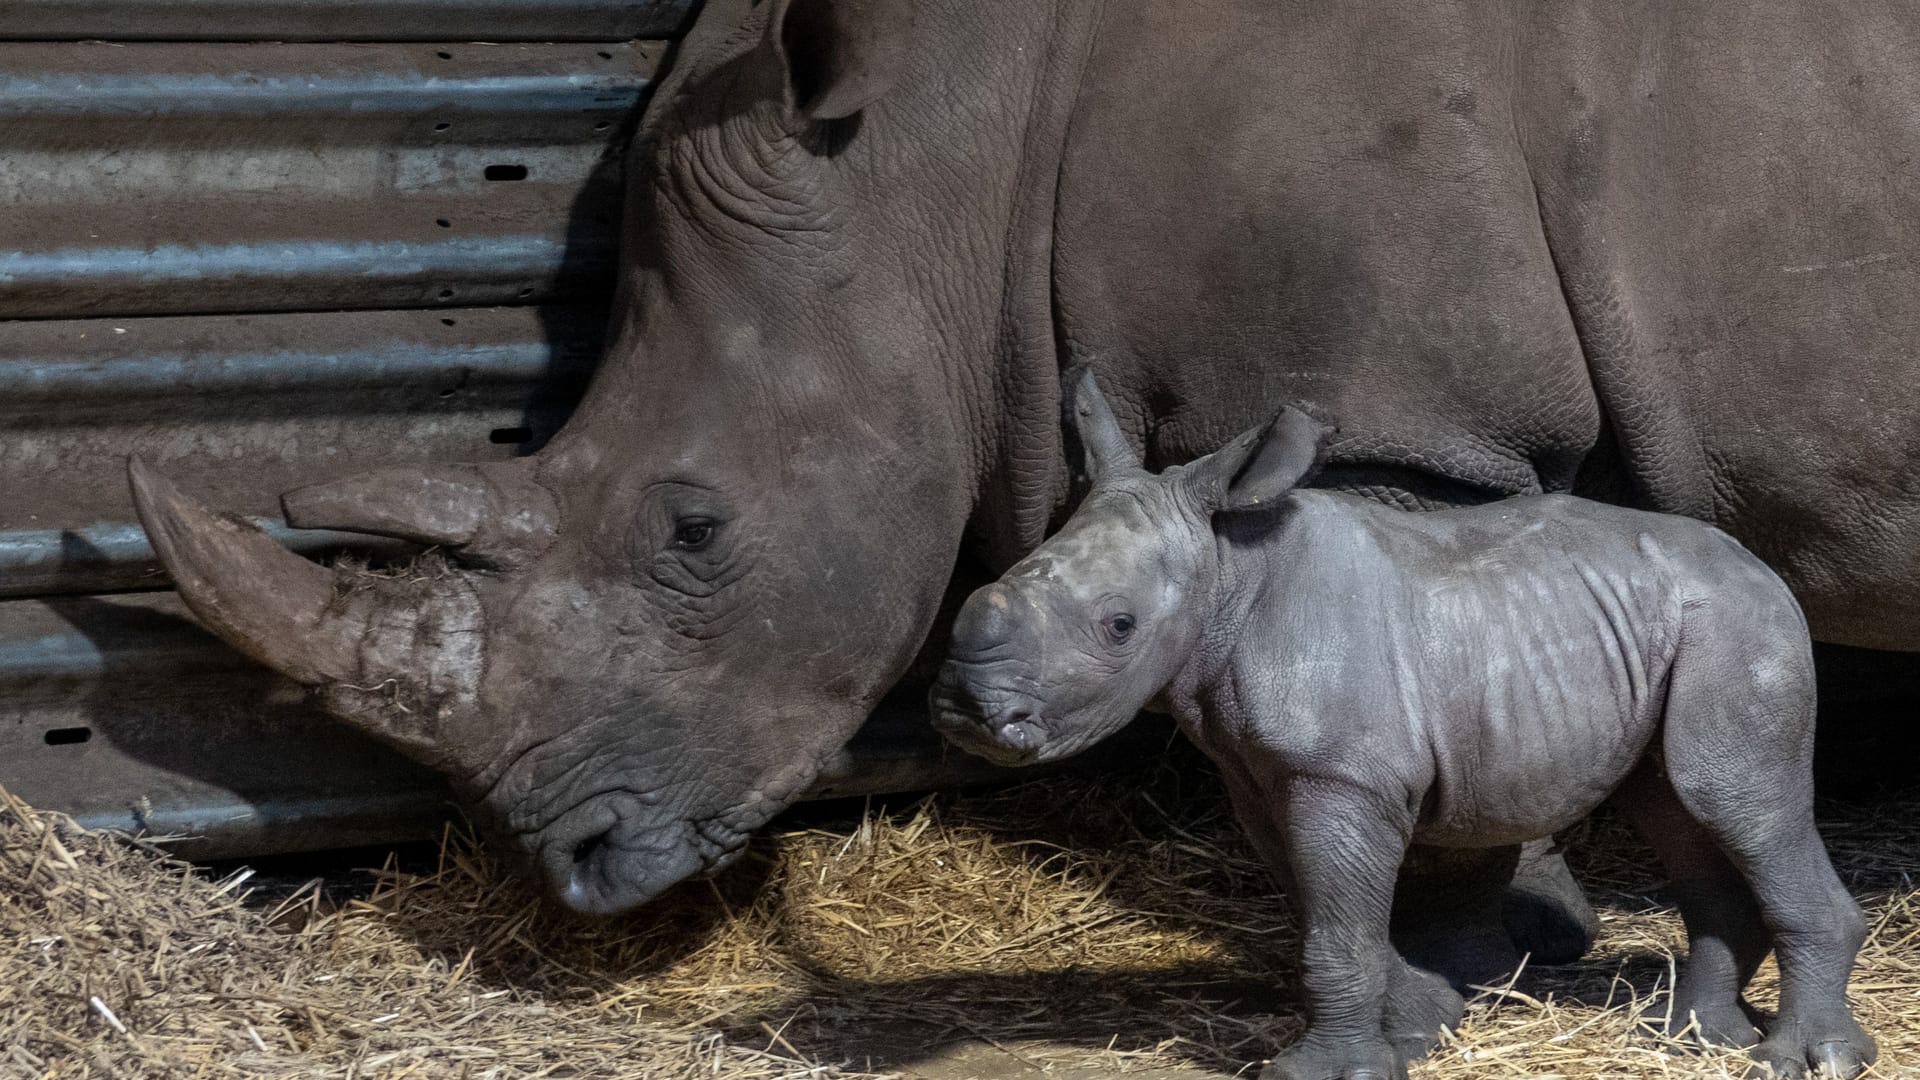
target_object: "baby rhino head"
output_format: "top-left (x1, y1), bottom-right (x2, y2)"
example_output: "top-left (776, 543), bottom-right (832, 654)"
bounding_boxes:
top-left (930, 369), bottom-right (1333, 766)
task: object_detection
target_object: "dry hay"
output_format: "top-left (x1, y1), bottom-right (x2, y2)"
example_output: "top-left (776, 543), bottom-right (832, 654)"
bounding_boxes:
top-left (5, 741), bottom-right (1919, 1080)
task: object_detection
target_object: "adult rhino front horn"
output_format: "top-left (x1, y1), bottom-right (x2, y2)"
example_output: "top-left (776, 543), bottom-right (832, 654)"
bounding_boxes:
top-left (128, 458), bottom-right (496, 774)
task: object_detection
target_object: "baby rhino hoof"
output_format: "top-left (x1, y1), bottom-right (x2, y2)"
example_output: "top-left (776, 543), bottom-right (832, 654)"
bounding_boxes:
top-left (1752, 1012), bottom-right (1876, 1078)
top-left (1259, 1038), bottom-right (1407, 1080)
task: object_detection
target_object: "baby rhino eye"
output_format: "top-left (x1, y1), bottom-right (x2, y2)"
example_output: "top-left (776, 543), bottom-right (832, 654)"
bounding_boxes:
top-left (1105, 613), bottom-right (1136, 643)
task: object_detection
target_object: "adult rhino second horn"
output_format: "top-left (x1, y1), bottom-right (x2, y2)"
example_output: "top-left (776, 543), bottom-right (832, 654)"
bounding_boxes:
top-left (280, 461), bottom-right (558, 569)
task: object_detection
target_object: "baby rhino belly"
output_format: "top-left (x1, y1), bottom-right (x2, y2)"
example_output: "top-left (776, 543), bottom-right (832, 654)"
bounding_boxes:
top-left (1412, 643), bottom-right (1666, 849)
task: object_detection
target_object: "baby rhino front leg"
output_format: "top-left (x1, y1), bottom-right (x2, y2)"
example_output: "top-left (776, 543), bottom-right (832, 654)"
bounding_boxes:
top-left (1256, 778), bottom-right (1415, 1080)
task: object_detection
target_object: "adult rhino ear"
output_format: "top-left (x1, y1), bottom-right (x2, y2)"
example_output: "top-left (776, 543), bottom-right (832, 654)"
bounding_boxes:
top-left (1187, 407), bottom-right (1335, 514)
top-left (1066, 366), bottom-right (1141, 486)
top-left (770, 0), bottom-right (917, 121)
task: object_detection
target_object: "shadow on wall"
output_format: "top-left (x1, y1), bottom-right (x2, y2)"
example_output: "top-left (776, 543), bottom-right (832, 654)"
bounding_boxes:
top-left (517, 31), bottom-right (698, 456)
top-left (517, 147), bottom-right (625, 456)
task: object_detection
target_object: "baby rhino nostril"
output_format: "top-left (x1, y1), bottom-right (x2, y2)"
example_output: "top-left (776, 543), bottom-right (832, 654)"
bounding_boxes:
top-left (572, 832), bottom-right (606, 865)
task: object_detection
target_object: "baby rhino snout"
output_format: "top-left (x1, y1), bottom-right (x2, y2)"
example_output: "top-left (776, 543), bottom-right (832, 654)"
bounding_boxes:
top-left (928, 676), bottom-right (1050, 765)
top-left (931, 585), bottom-right (1051, 765)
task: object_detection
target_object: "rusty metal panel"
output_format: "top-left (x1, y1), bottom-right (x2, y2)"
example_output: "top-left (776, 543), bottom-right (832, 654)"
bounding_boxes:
top-left (1, 1), bottom-right (694, 42)
top-left (0, 305), bottom-right (604, 548)
top-left (0, 22), bottom-right (651, 855)
top-left (0, 592), bottom-right (456, 857)
top-left (0, 41), bottom-right (658, 318)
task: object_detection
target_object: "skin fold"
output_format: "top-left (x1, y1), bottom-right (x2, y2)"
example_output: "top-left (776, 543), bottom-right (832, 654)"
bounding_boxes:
top-left (932, 370), bottom-right (1875, 1080)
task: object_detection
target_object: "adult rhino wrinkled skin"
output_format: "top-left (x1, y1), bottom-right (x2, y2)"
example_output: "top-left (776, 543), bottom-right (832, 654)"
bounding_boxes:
top-left (133, 0), bottom-right (1920, 936)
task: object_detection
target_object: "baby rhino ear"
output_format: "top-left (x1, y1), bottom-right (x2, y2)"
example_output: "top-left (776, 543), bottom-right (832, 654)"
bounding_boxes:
top-left (1188, 407), bottom-right (1335, 513)
top-left (1066, 366), bottom-right (1141, 485)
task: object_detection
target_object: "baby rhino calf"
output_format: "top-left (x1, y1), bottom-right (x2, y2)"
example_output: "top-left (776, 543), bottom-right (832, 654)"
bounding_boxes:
top-left (930, 370), bottom-right (1873, 1080)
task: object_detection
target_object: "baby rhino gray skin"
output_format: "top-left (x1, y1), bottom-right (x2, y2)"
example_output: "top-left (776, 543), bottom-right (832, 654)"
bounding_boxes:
top-left (930, 370), bottom-right (1874, 1080)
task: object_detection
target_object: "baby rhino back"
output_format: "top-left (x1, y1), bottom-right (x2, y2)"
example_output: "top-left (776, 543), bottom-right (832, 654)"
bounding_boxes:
top-left (1342, 494), bottom-right (1807, 847)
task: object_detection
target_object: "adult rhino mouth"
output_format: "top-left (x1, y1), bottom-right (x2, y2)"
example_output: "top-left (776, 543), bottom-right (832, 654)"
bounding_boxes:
top-left (533, 793), bottom-right (755, 915)
top-left (495, 737), bottom-right (830, 916)
top-left (545, 799), bottom-right (752, 907)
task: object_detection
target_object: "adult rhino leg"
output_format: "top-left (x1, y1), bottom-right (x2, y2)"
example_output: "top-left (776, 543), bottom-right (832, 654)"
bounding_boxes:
top-left (1390, 845), bottom-right (1522, 989)
top-left (1502, 837), bottom-right (1599, 966)
top-left (1391, 840), bottom-right (1597, 986)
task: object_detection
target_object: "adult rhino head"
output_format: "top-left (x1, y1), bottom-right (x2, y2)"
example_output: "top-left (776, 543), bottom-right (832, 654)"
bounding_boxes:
top-left (132, 0), bottom-right (1095, 913)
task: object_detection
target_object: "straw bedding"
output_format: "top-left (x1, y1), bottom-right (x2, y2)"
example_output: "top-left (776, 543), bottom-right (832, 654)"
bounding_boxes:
top-left (5, 740), bottom-right (1917, 1079)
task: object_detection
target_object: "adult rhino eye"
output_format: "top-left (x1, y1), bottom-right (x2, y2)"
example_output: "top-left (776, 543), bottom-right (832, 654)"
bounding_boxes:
top-left (1105, 613), bottom-right (1136, 643)
top-left (672, 519), bottom-right (715, 550)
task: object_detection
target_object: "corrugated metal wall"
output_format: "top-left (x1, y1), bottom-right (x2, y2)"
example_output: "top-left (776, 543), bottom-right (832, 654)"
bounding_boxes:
top-left (0, 3), bottom-right (691, 856)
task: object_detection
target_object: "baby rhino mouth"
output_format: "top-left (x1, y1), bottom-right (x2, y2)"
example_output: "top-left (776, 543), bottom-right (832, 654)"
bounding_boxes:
top-left (929, 668), bottom-right (1050, 766)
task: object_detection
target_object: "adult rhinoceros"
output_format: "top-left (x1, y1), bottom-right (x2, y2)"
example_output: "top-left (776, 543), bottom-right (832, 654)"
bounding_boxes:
top-left (131, 0), bottom-right (1920, 968)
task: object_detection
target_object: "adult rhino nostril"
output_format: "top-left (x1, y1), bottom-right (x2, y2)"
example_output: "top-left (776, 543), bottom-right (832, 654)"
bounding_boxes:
top-left (573, 832), bottom-right (606, 865)
top-left (547, 820), bottom-right (619, 913)
top-left (538, 796), bottom-right (714, 917)
top-left (988, 708), bottom-right (1035, 733)
top-left (560, 830), bottom-right (622, 914)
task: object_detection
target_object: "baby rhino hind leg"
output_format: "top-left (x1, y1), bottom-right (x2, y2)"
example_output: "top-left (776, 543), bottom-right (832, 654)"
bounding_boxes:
top-left (1654, 606), bottom-right (1874, 1078)
top-left (1614, 763), bottom-right (1771, 1050)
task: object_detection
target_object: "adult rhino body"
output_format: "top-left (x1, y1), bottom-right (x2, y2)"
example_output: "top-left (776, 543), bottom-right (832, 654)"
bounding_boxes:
top-left (133, 0), bottom-right (1920, 944)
